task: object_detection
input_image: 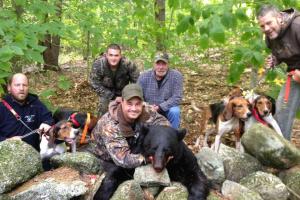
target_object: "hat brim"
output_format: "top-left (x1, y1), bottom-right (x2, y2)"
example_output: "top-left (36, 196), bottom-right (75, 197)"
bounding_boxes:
top-left (155, 58), bottom-right (168, 63)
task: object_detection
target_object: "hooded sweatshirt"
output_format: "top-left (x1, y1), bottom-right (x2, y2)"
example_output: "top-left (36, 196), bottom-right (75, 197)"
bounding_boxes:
top-left (266, 8), bottom-right (300, 71)
top-left (0, 94), bottom-right (54, 151)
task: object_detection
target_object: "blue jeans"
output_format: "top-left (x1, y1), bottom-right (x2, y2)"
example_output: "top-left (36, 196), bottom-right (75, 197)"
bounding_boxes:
top-left (160, 106), bottom-right (181, 129)
top-left (275, 78), bottom-right (300, 140)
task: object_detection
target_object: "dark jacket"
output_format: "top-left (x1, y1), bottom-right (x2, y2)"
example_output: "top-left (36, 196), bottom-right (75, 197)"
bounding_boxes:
top-left (89, 56), bottom-right (140, 99)
top-left (266, 8), bottom-right (300, 71)
top-left (0, 94), bottom-right (54, 151)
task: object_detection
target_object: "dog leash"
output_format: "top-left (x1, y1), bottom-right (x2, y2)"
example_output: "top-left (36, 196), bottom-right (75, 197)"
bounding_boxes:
top-left (1, 99), bottom-right (34, 132)
top-left (20, 129), bottom-right (40, 139)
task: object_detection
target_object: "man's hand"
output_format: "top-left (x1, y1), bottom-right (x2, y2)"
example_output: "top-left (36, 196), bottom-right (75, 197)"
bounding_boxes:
top-left (152, 105), bottom-right (160, 112)
top-left (293, 69), bottom-right (300, 83)
top-left (115, 96), bottom-right (122, 103)
top-left (39, 123), bottom-right (51, 133)
top-left (265, 55), bottom-right (277, 69)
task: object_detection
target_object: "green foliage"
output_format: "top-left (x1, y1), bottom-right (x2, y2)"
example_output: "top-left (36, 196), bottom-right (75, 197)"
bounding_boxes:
top-left (57, 75), bottom-right (72, 90)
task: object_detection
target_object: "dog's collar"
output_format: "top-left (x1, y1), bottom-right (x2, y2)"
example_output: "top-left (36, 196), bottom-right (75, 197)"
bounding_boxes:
top-left (252, 109), bottom-right (267, 125)
top-left (69, 112), bottom-right (81, 128)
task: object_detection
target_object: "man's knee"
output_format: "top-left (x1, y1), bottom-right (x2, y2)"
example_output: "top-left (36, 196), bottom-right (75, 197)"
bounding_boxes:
top-left (98, 97), bottom-right (110, 116)
top-left (168, 106), bottom-right (180, 116)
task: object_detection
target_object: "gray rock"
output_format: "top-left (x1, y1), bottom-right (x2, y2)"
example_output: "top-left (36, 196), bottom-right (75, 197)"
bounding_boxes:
top-left (8, 167), bottom-right (87, 200)
top-left (50, 152), bottom-right (102, 174)
top-left (156, 182), bottom-right (188, 200)
top-left (242, 124), bottom-right (300, 169)
top-left (196, 147), bottom-right (225, 188)
top-left (110, 180), bottom-right (143, 200)
top-left (221, 180), bottom-right (263, 200)
top-left (134, 164), bottom-right (170, 187)
top-left (218, 144), bottom-right (262, 182)
top-left (0, 140), bottom-right (42, 194)
top-left (279, 165), bottom-right (300, 200)
top-left (240, 171), bottom-right (290, 200)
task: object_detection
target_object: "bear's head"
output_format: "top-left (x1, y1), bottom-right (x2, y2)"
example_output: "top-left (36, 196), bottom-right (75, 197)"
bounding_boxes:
top-left (140, 125), bottom-right (186, 173)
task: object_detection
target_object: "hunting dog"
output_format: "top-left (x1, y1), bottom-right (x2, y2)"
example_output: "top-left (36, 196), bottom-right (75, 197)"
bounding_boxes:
top-left (40, 120), bottom-right (79, 159)
top-left (53, 108), bottom-right (99, 145)
top-left (245, 95), bottom-right (283, 136)
top-left (203, 96), bottom-right (251, 153)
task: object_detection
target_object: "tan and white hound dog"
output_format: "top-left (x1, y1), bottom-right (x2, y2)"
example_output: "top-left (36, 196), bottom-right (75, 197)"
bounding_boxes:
top-left (40, 120), bottom-right (79, 159)
top-left (204, 96), bottom-right (251, 153)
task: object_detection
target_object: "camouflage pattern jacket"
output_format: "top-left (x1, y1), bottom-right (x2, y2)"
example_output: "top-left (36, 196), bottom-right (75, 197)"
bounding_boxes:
top-left (89, 56), bottom-right (140, 99)
top-left (91, 100), bottom-right (170, 168)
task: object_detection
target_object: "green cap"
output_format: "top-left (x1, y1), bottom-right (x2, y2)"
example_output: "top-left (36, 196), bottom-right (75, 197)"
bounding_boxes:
top-left (122, 84), bottom-right (144, 101)
top-left (154, 52), bottom-right (169, 63)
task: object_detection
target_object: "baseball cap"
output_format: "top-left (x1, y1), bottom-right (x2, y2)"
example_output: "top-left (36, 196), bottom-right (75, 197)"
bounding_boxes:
top-left (122, 84), bottom-right (144, 101)
top-left (154, 52), bottom-right (169, 63)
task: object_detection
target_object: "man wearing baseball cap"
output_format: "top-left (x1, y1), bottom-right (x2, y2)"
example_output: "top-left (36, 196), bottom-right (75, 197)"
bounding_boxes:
top-left (91, 83), bottom-right (170, 200)
top-left (138, 52), bottom-right (183, 129)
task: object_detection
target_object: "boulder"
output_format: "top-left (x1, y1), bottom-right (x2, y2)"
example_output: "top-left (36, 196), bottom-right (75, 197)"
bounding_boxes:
top-left (242, 124), bottom-right (300, 169)
top-left (240, 171), bottom-right (289, 200)
top-left (218, 144), bottom-right (262, 182)
top-left (156, 182), bottom-right (188, 200)
top-left (134, 164), bottom-right (170, 187)
top-left (110, 180), bottom-right (144, 200)
top-left (279, 165), bottom-right (300, 200)
top-left (221, 180), bottom-right (263, 200)
top-left (0, 140), bottom-right (42, 194)
top-left (50, 152), bottom-right (102, 174)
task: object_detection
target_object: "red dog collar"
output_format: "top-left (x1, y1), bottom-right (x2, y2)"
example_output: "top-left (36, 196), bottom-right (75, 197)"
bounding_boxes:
top-left (69, 112), bottom-right (81, 128)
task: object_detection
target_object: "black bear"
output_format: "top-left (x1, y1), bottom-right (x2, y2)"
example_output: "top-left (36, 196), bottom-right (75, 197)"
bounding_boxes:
top-left (94, 125), bottom-right (210, 200)
top-left (140, 125), bottom-right (210, 200)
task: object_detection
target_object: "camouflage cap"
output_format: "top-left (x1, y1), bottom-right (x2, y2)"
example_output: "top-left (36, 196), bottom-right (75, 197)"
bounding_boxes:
top-left (122, 84), bottom-right (144, 101)
top-left (154, 52), bottom-right (169, 63)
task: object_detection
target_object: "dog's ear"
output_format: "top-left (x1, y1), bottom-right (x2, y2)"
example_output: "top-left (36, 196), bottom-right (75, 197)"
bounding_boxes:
top-left (224, 100), bottom-right (233, 120)
top-left (267, 95), bottom-right (276, 115)
top-left (177, 128), bottom-right (187, 141)
top-left (47, 126), bottom-right (56, 147)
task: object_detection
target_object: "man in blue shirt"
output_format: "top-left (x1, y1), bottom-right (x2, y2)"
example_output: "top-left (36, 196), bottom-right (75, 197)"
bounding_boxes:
top-left (0, 73), bottom-right (54, 151)
top-left (138, 52), bottom-right (183, 129)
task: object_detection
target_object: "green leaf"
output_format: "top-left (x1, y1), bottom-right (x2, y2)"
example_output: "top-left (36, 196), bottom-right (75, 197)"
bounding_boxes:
top-left (0, 61), bottom-right (12, 72)
top-left (228, 63), bottom-right (245, 83)
top-left (25, 50), bottom-right (44, 63)
top-left (0, 85), bottom-right (4, 96)
top-left (168, 0), bottom-right (180, 9)
top-left (236, 8), bottom-right (248, 21)
top-left (10, 45), bottom-right (24, 55)
top-left (199, 34), bottom-right (209, 49)
top-left (0, 46), bottom-right (14, 62)
top-left (58, 75), bottom-right (72, 90)
top-left (221, 12), bottom-right (237, 29)
top-left (191, 6), bottom-right (201, 20)
top-left (0, 27), bottom-right (4, 36)
top-left (176, 16), bottom-right (193, 34)
top-left (39, 89), bottom-right (56, 98)
top-left (210, 24), bottom-right (225, 43)
top-left (0, 71), bottom-right (12, 79)
top-left (199, 19), bottom-right (209, 35)
top-left (202, 8), bottom-right (211, 19)
top-left (251, 51), bottom-right (264, 66)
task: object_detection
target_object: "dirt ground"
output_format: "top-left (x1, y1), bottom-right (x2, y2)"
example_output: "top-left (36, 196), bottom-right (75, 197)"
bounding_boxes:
top-left (29, 59), bottom-right (300, 151)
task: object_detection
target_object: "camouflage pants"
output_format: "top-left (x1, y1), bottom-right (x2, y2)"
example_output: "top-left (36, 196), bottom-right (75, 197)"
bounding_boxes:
top-left (97, 96), bottom-right (110, 117)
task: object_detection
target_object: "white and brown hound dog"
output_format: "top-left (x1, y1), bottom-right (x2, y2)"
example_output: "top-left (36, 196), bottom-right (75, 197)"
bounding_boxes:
top-left (245, 95), bottom-right (283, 136)
top-left (40, 120), bottom-right (79, 159)
top-left (204, 96), bottom-right (252, 153)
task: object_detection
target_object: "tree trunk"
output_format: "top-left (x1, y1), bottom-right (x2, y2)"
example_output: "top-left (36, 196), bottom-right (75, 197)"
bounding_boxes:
top-left (42, 0), bottom-right (62, 71)
top-left (154, 0), bottom-right (166, 51)
top-left (12, 0), bottom-right (24, 19)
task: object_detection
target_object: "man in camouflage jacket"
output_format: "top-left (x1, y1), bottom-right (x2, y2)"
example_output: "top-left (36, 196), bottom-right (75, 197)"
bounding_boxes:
top-left (89, 44), bottom-right (140, 116)
top-left (91, 83), bottom-right (170, 168)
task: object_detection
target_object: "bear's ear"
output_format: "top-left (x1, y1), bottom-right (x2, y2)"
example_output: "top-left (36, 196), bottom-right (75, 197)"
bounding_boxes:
top-left (177, 128), bottom-right (187, 141)
top-left (139, 123), bottom-right (150, 135)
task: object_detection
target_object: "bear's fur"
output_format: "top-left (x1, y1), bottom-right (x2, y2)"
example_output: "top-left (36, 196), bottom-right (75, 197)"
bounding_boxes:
top-left (140, 125), bottom-right (210, 200)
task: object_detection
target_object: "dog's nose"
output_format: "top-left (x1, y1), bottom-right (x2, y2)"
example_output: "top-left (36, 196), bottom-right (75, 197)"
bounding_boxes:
top-left (263, 110), bottom-right (269, 115)
top-left (247, 112), bottom-right (252, 118)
